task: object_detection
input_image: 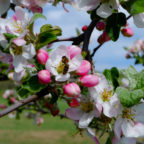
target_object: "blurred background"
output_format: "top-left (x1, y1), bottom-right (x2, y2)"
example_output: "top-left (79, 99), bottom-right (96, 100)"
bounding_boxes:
top-left (0, 3), bottom-right (144, 144)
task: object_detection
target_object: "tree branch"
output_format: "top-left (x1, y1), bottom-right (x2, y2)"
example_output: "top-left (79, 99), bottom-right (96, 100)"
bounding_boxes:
top-left (0, 86), bottom-right (50, 118)
top-left (82, 18), bottom-right (99, 52)
top-left (91, 44), bottom-right (103, 58)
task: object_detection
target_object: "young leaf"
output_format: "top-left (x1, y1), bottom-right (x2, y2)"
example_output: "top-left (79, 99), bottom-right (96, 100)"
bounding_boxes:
top-left (35, 31), bottom-right (57, 49)
top-left (22, 76), bottom-right (46, 93)
top-left (105, 13), bottom-right (126, 41)
top-left (29, 13), bottom-right (47, 26)
top-left (122, 0), bottom-right (144, 14)
top-left (116, 87), bottom-right (144, 107)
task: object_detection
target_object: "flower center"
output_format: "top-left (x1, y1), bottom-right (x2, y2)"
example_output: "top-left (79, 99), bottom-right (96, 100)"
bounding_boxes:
top-left (122, 108), bottom-right (136, 121)
top-left (101, 88), bottom-right (112, 102)
top-left (11, 20), bottom-right (23, 33)
top-left (81, 102), bottom-right (93, 113)
top-left (57, 56), bottom-right (69, 74)
top-left (11, 44), bottom-right (22, 55)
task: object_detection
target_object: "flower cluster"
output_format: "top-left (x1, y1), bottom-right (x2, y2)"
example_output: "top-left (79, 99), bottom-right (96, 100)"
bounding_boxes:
top-left (0, 0), bottom-right (144, 144)
top-left (125, 40), bottom-right (144, 65)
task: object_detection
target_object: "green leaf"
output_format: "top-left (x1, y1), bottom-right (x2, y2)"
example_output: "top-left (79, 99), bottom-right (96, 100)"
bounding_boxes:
top-left (103, 67), bottom-right (119, 89)
top-left (17, 87), bottom-right (31, 98)
top-left (3, 33), bottom-right (17, 42)
top-left (40, 24), bottom-right (62, 36)
top-left (35, 31), bottom-right (57, 49)
top-left (29, 13), bottom-right (47, 26)
top-left (106, 137), bottom-right (112, 144)
top-left (103, 69), bottom-right (113, 86)
top-left (135, 70), bottom-right (144, 89)
top-left (40, 24), bottom-right (53, 32)
top-left (119, 66), bottom-right (137, 90)
top-left (122, 0), bottom-right (144, 14)
top-left (116, 87), bottom-right (144, 107)
top-left (22, 76), bottom-right (46, 93)
top-left (105, 13), bottom-right (126, 41)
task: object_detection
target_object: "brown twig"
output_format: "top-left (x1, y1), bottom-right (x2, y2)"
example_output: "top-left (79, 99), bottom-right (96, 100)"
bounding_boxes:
top-left (0, 86), bottom-right (50, 118)
top-left (91, 44), bottom-right (103, 58)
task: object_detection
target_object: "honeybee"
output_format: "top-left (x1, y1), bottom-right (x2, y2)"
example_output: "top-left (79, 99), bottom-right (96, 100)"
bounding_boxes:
top-left (61, 56), bottom-right (69, 74)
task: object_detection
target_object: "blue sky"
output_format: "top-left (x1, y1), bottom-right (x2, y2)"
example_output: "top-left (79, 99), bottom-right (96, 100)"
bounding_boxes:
top-left (9, 3), bottom-right (144, 72)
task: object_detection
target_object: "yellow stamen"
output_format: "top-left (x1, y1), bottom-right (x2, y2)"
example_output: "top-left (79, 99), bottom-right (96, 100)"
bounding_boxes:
top-left (101, 88), bottom-right (112, 102)
top-left (80, 101), bottom-right (93, 113)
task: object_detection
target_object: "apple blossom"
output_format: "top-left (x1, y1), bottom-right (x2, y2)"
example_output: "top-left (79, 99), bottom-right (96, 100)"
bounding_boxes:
top-left (66, 95), bottom-right (100, 128)
top-left (46, 45), bottom-right (82, 81)
top-left (76, 60), bottom-right (91, 76)
top-left (114, 103), bottom-right (144, 138)
top-left (89, 74), bottom-right (122, 118)
top-left (37, 49), bottom-right (49, 65)
top-left (80, 74), bottom-right (99, 87)
top-left (38, 70), bottom-right (51, 84)
top-left (63, 82), bottom-right (81, 97)
top-left (0, 6), bottom-right (29, 37)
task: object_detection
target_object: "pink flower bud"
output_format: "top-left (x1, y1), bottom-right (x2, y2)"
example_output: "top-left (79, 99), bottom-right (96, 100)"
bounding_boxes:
top-left (76, 60), bottom-right (91, 76)
top-left (37, 49), bottom-right (49, 65)
top-left (38, 70), bottom-right (51, 84)
top-left (0, 104), bottom-right (6, 109)
top-left (96, 21), bottom-right (105, 31)
top-left (68, 98), bottom-right (80, 108)
top-left (80, 74), bottom-right (99, 87)
top-left (63, 82), bottom-right (81, 97)
top-left (67, 45), bottom-right (81, 59)
top-left (10, 97), bottom-right (17, 104)
top-left (121, 27), bottom-right (134, 37)
top-left (97, 32), bottom-right (111, 44)
top-left (31, 6), bottom-right (43, 13)
top-left (82, 25), bottom-right (88, 32)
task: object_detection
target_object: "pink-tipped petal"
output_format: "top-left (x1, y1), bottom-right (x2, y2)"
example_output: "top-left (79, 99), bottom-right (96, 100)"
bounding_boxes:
top-left (76, 60), bottom-right (91, 76)
top-left (80, 74), bottom-right (99, 87)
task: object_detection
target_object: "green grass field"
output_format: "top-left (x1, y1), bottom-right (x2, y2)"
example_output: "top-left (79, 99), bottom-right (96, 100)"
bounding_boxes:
top-left (0, 81), bottom-right (96, 144)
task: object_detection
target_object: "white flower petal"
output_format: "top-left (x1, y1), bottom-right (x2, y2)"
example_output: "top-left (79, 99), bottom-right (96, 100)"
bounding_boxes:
top-left (73, 0), bottom-right (100, 11)
top-left (22, 44), bottom-right (36, 59)
top-left (114, 117), bottom-right (123, 139)
top-left (97, 3), bottom-right (113, 18)
top-left (79, 112), bottom-right (94, 128)
top-left (15, 6), bottom-right (27, 21)
top-left (122, 120), bottom-right (144, 138)
top-left (13, 55), bottom-right (26, 72)
top-left (133, 103), bottom-right (144, 124)
top-left (55, 73), bottom-right (70, 81)
top-left (69, 54), bottom-right (82, 72)
top-left (119, 137), bottom-right (136, 144)
top-left (65, 108), bottom-right (84, 121)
